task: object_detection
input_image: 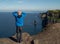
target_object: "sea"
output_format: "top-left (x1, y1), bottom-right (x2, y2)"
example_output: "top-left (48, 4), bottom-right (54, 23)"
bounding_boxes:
top-left (0, 12), bottom-right (43, 38)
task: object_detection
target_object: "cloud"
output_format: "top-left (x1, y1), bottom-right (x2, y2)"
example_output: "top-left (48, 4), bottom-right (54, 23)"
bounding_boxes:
top-left (17, 0), bottom-right (23, 3)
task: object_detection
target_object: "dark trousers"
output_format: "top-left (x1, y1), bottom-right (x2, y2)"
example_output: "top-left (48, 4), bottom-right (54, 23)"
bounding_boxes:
top-left (16, 26), bottom-right (22, 42)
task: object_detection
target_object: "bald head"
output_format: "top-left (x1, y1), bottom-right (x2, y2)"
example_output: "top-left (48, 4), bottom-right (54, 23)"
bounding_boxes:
top-left (17, 10), bottom-right (22, 15)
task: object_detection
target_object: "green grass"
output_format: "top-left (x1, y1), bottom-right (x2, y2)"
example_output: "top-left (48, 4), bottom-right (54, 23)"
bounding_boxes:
top-left (47, 16), bottom-right (60, 21)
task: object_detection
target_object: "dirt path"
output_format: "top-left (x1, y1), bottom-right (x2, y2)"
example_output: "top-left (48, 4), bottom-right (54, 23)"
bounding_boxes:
top-left (32, 23), bottom-right (60, 44)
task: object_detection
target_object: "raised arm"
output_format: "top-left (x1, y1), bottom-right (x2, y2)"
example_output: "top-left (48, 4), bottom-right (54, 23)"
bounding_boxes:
top-left (22, 12), bottom-right (26, 17)
top-left (12, 12), bottom-right (18, 17)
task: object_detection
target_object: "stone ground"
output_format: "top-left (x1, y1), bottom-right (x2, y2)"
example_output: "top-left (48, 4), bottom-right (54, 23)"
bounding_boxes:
top-left (0, 23), bottom-right (60, 44)
top-left (32, 23), bottom-right (60, 44)
top-left (0, 32), bottom-right (33, 44)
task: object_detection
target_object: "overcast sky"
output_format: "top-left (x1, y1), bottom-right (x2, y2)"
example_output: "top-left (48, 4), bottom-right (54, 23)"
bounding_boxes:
top-left (0, 0), bottom-right (60, 11)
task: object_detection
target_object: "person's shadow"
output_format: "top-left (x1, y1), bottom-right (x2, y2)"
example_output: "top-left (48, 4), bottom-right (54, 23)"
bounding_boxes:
top-left (9, 37), bottom-right (34, 44)
top-left (9, 37), bottom-right (17, 42)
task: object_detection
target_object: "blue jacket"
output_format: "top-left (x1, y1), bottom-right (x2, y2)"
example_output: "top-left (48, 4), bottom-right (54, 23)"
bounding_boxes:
top-left (12, 12), bottom-right (26, 26)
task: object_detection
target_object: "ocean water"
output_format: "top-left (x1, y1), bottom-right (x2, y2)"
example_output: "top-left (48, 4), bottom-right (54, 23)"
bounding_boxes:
top-left (0, 12), bottom-right (42, 38)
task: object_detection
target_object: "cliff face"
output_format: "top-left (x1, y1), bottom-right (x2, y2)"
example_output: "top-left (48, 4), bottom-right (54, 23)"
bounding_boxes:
top-left (41, 10), bottom-right (60, 29)
top-left (47, 10), bottom-right (60, 23)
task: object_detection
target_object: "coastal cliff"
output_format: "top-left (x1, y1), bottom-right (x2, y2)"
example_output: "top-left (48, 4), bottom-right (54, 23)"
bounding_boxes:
top-left (0, 10), bottom-right (60, 44)
top-left (0, 23), bottom-right (60, 44)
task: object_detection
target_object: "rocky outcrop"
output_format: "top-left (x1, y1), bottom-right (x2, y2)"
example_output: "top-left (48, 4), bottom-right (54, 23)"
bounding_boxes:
top-left (0, 32), bottom-right (34, 44)
top-left (32, 23), bottom-right (60, 44)
top-left (0, 23), bottom-right (60, 44)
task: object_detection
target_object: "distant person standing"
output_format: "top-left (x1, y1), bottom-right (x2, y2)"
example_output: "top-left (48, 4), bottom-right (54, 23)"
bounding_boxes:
top-left (12, 10), bottom-right (26, 43)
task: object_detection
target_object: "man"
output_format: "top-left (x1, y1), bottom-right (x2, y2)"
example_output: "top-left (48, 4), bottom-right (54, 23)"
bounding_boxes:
top-left (12, 10), bottom-right (26, 43)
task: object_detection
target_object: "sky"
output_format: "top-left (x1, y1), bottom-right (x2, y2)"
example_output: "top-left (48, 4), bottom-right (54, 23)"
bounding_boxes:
top-left (0, 0), bottom-right (60, 11)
